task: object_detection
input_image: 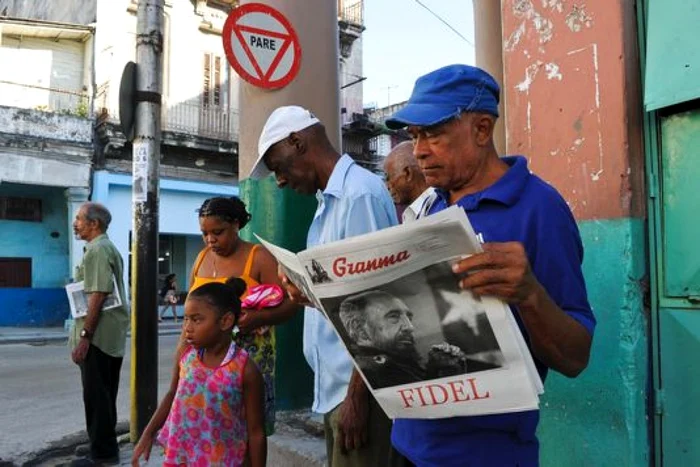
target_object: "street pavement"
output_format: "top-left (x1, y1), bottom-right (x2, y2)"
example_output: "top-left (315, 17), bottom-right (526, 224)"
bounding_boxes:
top-left (0, 330), bottom-right (179, 465)
top-left (32, 419), bottom-right (326, 466)
top-left (0, 323), bottom-right (325, 466)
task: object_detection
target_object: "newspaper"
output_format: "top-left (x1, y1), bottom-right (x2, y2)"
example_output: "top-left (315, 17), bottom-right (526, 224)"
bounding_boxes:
top-left (258, 206), bottom-right (543, 420)
top-left (65, 275), bottom-right (123, 319)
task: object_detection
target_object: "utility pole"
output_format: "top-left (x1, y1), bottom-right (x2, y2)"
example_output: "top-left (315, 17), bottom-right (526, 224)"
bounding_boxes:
top-left (381, 84), bottom-right (398, 107)
top-left (130, 0), bottom-right (164, 442)
top-left (473, 0), bottom-right (505, 153)
top-left (238, 0), bottom-right (340, 409)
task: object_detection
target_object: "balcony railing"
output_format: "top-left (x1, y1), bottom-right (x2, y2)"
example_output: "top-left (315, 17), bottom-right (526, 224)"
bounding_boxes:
top-left (339, 1), bottom-right (364, 27)
top-left (0, 80), bottom-right (91, 117)
top-left (163, 99), bottom-right (239, 141)
top-left (96, 85), bottom-right (239, 142)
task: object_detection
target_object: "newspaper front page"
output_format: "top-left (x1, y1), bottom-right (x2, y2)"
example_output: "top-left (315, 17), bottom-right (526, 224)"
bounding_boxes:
top-left (65, 275), bottom-right (123, 319)
top-left (259, 207), bottom-right (542, 419)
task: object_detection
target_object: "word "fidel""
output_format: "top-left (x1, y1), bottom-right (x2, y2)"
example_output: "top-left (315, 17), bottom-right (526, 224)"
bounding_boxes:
top-left (397, 377), bottom-right (491, 409)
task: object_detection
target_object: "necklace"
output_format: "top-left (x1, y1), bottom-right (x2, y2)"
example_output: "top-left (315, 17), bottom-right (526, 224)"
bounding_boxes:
top-left (210, 239), bottom-right (240, 279)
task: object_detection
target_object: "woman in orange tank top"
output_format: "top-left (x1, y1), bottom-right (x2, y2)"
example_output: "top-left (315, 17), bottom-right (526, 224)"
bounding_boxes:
top-left (188, 196), bottom-right (300, 435)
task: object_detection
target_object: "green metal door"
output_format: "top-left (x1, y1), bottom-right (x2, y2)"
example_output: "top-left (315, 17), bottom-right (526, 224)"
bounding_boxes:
top-left (642, 0), bottom-right (700, 462)
top-left (654, 108), bottom-right (700, 465)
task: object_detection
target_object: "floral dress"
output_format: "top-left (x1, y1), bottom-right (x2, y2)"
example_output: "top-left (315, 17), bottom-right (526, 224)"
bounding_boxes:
top-left (157, 342), bottom-right (248, 467)
top-left (191, 245), bottom-right (279, 435)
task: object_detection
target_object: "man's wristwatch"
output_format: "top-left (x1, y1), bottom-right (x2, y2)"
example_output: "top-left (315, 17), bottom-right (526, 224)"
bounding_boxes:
top-left (80, 328), bottom-right (92, 340)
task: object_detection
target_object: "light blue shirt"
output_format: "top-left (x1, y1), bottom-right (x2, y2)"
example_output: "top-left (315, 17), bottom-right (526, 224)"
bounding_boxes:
top-left (303, 154), bottom-right (397, 413)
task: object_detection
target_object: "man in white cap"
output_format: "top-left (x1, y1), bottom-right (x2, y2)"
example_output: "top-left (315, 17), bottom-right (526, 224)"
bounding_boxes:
top-left (250, 105), bottom-right (397, 467)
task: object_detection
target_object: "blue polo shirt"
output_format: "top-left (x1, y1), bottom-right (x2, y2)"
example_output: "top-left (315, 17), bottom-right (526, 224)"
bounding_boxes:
top-left (391, 156), bottom-right (595, 467)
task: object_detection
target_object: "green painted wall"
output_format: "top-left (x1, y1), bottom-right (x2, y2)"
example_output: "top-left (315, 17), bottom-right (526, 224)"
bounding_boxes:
top-left (239, 177), bottom-right (318, 410)
top-left (539, 218), bottom-right (649, 467)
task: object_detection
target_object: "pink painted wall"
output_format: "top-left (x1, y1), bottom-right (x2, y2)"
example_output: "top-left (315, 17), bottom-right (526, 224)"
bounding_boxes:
top-left (501, 0), bottom-right (644, 220)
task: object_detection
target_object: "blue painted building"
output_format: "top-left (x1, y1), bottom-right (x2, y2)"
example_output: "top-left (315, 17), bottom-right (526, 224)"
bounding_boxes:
top-left (0, 183), bottom-right (72, 326)
top-left (0, 104), bottom-right (94, 327)
top-left (90, 171), bottom-right (239, 316)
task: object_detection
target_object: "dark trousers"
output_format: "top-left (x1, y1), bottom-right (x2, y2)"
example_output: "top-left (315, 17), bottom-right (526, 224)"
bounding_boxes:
top-left (79, 344), bottom-right (123, 459)
top-left (389, 448), bottom-right (416, 467)
top-left (323, 395), bottom-right (393, 467)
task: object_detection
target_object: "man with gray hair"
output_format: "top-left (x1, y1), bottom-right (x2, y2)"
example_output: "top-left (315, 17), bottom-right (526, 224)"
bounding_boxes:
top-left (70, 202), bottom-right (129, 465)
top-left (383, 141), bottom-right (435, 223)
top-left (384, 63), bottom-right (595, 466)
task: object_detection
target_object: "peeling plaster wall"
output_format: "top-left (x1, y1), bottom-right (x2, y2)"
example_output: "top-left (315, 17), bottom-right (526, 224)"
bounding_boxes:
top-left (502, 0), bottom-right (644, 221)
top-left (502, 1), bottom-right (650, 464)
top-left (0, 106), bottom-right (92, 187)
top-left (0, 106), bottom-right (92, 143)
top-left (539, 218), bottom-right (649, 466)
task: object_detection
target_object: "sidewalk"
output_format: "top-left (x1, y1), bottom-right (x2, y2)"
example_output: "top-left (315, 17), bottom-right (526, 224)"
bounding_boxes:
top-left (0, 321), bottom-right (183, 346)
top-left (28, 411), bottom-right (325, 467)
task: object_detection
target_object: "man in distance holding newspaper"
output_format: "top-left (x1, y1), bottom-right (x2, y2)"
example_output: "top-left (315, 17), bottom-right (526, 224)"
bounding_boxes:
top-left (384, 64), bottom-right (596, 466)
top-left (70, 202), bottom-right (129, 465)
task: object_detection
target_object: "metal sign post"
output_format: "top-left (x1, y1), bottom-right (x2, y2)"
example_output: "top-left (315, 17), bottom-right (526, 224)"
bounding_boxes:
top-left (130, 0), bottom-right (164, 442)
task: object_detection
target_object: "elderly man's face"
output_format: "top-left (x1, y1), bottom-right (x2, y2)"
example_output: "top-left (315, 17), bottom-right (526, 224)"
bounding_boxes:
top-left (365, 295), bottom-right (416, 355)
top-left (263, 136), bottom-right (317, 195)
top-left (407, 113), bottom-right (486, 193)
top-left (73, 207), bottom-right (97, 241)
top-left (383, 157), bottom-right (411, 205)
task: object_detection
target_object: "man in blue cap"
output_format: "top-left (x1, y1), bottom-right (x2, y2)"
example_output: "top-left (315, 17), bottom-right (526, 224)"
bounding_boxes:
top-left (385, 64), bottom-right (596, 466)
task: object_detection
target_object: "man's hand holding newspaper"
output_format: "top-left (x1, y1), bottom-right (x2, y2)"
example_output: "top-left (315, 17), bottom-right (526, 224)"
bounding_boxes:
top-left (258, 207), bottom-right (544, 420)
top-left (278, 265), bottom-right (313, 306)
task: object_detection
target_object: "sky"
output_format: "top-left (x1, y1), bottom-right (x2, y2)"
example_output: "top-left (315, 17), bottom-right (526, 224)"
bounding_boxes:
top-left (362, 0), bottom-right (476, 109)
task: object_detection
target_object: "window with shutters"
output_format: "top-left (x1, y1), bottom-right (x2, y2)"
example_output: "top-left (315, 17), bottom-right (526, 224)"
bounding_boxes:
top-left (200, 52), bottom-right (231, 138)
top-left (0, 197), bottom-right (42, 222)
top-left (202, 53), bottom-right (222, 108)
top-left (0, 258), bottom-right (32, 287)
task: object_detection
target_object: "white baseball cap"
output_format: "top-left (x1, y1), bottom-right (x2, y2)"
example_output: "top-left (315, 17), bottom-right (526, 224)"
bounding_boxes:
top-left (249, 105), bottom-right (321, 179)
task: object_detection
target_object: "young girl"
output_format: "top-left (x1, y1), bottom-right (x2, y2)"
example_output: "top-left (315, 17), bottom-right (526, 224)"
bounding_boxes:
top-left (132, 278), bottom-right (266, 467)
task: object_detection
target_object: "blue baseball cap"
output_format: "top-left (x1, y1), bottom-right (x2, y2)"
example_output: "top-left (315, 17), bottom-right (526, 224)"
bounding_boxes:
top-left (385, 64), bottom-right (500, 130)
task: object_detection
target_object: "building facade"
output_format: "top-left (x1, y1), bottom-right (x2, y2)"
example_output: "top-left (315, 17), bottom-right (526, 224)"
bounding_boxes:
top-left (498, 0), bottom-right (699, 465)
top-left (0, 0), bottom-right (368, 327)
top-left (0, 16), bottom-right (94, 325)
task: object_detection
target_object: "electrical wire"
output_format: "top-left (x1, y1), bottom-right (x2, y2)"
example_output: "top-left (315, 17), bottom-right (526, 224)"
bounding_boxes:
top-left (413, 0), bottom-right (475, 47)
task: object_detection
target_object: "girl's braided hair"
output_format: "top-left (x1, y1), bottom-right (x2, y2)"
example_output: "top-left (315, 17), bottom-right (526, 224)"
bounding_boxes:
top-left (188, 277), bottom-right (247, 323)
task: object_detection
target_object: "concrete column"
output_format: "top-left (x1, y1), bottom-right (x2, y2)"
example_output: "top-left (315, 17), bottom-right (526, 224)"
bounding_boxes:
top-left (473, 0), bottom-right (506, 153)
top-left (238, 0), bottom-right (340, 174)
top-left (64, 187), bottom-right (89, 330)
top-left (65, 187), bottom-right (89, 281)
top-left (237, 0), bottom-right (340, 409)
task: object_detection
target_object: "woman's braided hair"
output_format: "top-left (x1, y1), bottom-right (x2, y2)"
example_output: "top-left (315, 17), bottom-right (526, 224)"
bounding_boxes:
top-left (197, 196), bottom-right (252, 229)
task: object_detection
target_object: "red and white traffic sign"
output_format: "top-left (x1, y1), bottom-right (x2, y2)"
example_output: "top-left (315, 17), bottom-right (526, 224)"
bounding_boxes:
top-left (222, 3), bottom-right (302, 90)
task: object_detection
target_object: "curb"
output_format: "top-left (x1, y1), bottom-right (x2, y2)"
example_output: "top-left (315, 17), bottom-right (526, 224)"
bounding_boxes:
top-left (21, 413), bottom-right (327, 467)
top-left (20, 421), bottom-right (130, 467)
top-left (0, 329), bottom-right (182, 346)
top-left (0, 335), bottom-right (69, 346)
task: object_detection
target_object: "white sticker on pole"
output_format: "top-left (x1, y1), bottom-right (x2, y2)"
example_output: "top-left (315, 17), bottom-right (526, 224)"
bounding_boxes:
top-left (133, 142), bottom-right (149, 203)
